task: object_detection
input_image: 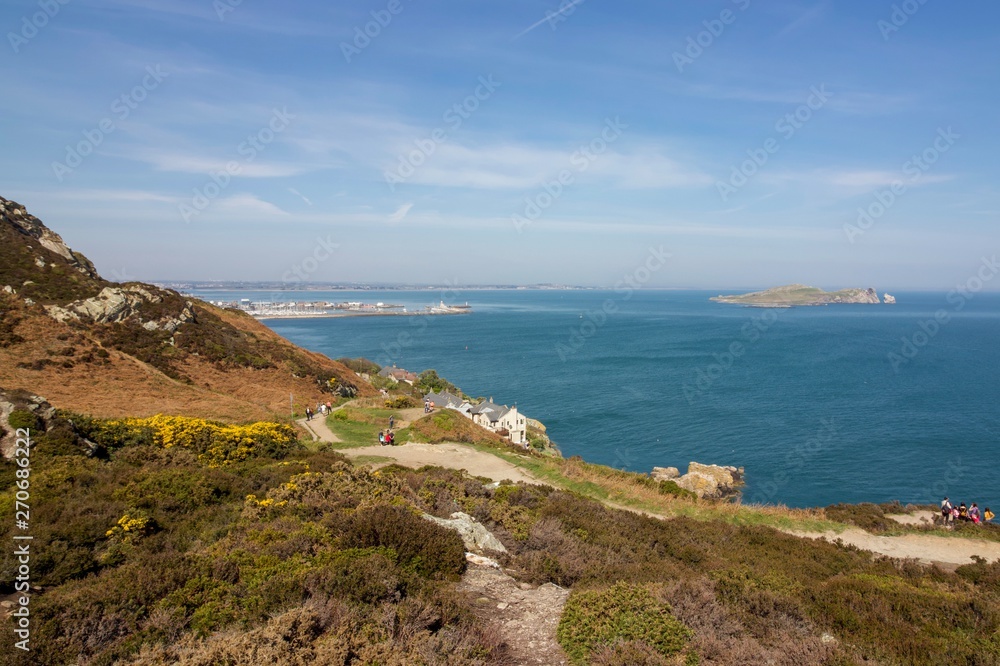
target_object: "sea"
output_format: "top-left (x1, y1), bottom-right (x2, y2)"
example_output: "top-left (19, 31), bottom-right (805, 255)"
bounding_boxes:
top-left (190, 288), bottom-right (1000, 509)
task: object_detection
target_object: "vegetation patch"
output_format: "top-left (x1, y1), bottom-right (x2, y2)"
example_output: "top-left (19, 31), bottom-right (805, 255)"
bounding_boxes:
top-left (557, 582), bottom-right (692, 664)
top-left (71, 413), bottom-right (298, 466)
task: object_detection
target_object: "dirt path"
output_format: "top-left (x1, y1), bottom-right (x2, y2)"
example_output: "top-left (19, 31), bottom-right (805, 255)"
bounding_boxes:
top-left (306, 418), bottom-right (1000, 568)
top-left (786, 527), bottom-right (1000, 567)
top-left (461, 565), bottom-right (569, 665)
top-left (340, 442), bottom-right (538, 484)
top-left (296, 416), bottom-right (341, 443)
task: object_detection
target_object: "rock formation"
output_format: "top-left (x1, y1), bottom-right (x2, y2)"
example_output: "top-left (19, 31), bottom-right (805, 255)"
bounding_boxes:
top-left (46, 285), bottom-right (197, 332)
top-left (423, 511), bottom-right (508, 554)
top-left (652, 462), bottom-right (744, 500)
top-left (0, 196), bottom-right (100, 280)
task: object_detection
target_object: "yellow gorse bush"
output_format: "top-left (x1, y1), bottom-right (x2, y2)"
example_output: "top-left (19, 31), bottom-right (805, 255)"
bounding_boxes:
top-left (97, 415), bottom-right (297, 466)
top-left (106, 512), bottom-right (154, 544)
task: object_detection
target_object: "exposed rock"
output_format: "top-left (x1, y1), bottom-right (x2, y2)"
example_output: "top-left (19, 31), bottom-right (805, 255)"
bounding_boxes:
top-left (651, 466), bottom-right (680, 480)
top-left (0, 196), bottom-right (100, 279)
top-left (423, 511), bottom-right (508, 554)
top-left (669, 462), bottom-right (745, 500)
top-left (45, 285), bottom-right (196, 331)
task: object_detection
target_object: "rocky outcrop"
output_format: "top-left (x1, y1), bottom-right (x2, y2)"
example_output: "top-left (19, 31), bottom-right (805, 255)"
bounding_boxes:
top-left (651, 466), bottom-right (680, 480)
top-left (46, 285), bottom-right (196, 332)
top-left (0, 196), bottom-right (99, 280)
top-left (423, 511), bottom-right (508, 554)
top-left (0, 390), bottom-right (55, 458)
top-left (652, 462), bottom-right (744, 500)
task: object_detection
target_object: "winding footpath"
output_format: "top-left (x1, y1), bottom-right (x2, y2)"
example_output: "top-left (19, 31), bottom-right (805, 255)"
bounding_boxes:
top-left (299, 414), bottom-right (1000, 568)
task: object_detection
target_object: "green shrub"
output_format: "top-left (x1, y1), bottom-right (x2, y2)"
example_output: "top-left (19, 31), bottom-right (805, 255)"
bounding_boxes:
top-left (557, 582), bottom-right (692, 665)
top-left (658, 479), bottom-right (697, 500)
top-left (340, 504), bottom-right (466, 579)
top-left (7, 408), bottom-right (42, 432)
top-left (825, 503), bottom-right (893, 532)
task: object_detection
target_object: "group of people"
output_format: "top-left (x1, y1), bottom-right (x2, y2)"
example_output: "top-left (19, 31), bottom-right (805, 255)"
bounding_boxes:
top-left (378, 415), bottom-right (397, 445)
top-left (304, 401), bottom-right (334, 421)
top-left (941, 497), bottom-right (995, 525)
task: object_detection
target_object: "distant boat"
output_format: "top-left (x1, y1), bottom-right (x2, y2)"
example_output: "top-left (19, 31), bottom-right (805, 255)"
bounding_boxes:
top-left (884, 293), bottom-right (896, 304)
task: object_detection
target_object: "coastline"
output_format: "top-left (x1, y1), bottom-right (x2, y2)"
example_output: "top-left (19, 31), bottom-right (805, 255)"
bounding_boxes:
top-left (253, 310), bottom-right (471, 320)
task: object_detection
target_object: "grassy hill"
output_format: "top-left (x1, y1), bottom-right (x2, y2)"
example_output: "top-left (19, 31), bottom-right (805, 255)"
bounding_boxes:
top-left (0, 196), bottom-right (375, 423)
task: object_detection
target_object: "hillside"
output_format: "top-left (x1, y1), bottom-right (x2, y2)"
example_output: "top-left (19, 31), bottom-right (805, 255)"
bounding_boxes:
top-left (711, 284), bottom-right (882, 307)
top-left (4, 196), bottom-right (1000, 665)
top-left (0, 196), bottom-right (375, 422)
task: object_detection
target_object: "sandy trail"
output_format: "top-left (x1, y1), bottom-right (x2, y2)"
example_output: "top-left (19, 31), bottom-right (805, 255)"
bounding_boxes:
top-left (306, 415), bottom-right (1000, 567)
top-left (786, 527), bottom-right (1000, 567)
top-left (341, 442), bottom-right (538, 484)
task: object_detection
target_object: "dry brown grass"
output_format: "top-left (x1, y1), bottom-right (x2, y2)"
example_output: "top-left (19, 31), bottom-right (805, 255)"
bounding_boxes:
top-left (0, 297), bottom-right (373, 424)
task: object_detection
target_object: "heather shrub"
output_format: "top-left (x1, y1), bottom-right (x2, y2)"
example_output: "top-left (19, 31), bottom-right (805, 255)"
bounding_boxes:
top-left (557, 582), bottom-right (692, 665)
top-left (339, 504), bottom-right (466, 579)
top-left (824, 503), bottom-right (893, 532)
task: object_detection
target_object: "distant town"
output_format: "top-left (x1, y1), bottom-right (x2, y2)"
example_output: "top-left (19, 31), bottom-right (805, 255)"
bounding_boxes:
top-left (155, 281), bottom-right (584, 292)
top-left (204, 298), bottom-right (473, 319)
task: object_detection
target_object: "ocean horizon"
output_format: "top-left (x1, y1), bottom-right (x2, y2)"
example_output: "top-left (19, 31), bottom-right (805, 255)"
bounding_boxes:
top-left (193, 288), bottom-right (1000, 510)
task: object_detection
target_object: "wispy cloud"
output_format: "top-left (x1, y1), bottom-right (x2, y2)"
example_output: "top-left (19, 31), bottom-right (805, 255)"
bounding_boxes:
top-left (388, 203), bottom-right (414, 222)
top-left (513, 0), bottom-right (587, 39)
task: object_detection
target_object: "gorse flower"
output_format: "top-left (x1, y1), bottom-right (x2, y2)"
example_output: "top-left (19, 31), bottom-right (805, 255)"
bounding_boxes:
top-left (97, 415), bottom-right (297, 466)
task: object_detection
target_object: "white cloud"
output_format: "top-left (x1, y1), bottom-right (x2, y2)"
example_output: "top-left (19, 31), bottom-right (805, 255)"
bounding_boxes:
top-left (388, 203), bottom-right (414, 222)
top-left (213, 193), bottom-right (290, 217)
top-left (395, 142), bottom-right (711, 190)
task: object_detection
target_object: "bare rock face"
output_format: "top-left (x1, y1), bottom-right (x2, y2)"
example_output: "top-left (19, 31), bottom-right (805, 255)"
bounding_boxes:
top-left (0, 196), bottom-right (99, 280)
top-left (651, 466), bottom-right (680, 480)
top-left (46, 285), bottom-right (196, 331)
top-left (667, 462), bottom-right (745, 500)
top-left (423, 511), bottom-right (508, 554)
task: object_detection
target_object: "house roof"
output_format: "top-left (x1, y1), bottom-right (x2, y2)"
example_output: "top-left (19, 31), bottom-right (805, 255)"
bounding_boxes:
top-left (424, 391), bottom-right (463, 408)
top-left (469, 401), bottom-right (509, 422)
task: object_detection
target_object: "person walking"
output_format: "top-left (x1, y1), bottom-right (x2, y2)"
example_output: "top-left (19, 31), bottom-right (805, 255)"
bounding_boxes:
top-left (941, 497), bottom-right (953, 524)
top-left (378, 430), bottom-right (385, 445)
top-left (389, 415), bottom-right (395, 430)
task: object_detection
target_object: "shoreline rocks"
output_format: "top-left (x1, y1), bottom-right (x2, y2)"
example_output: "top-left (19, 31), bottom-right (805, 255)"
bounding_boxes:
top-left (652, 462), bottom-right (745, 500)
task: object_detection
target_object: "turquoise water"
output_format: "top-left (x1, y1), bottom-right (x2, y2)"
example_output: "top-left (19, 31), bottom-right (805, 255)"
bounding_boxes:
top-left (194, 289), bottom-right (1000, 508)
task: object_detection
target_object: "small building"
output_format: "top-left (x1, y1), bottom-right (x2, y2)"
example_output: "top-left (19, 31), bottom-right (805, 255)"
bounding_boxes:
top-left (378, 365), bottom-right (418, 385)
top-left (469, 400), bottom-right (527, 446)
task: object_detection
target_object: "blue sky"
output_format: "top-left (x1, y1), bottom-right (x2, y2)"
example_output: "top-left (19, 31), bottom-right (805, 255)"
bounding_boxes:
top-left (1, 0), bottom-right (998, 289)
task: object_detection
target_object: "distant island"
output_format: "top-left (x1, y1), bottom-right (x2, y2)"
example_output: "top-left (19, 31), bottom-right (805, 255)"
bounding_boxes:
top-left (711, 284), bottom-right (889, 307)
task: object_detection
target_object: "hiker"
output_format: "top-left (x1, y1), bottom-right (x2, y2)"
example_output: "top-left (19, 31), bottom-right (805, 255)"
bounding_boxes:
top-left (985, 507), bottom-right (995, 523)
top-left (941, 497), bottom-right (953, 524)
top-left (970, 503), bottom-right (981, 524)
top-left (389, 415), bottom-right (395, 429)
top-left (305, 407), bottom-right (313, 421)
top-left (386, 431), bottom-right (394, 446)
top-left (326, 401), bottom-right (332, 412)
top-left (424, 399), bottom-right (430, 414)
top-left (959, 503), bottom-right (969, 521)
top-left (378, 430), bottom-right (385, 445)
